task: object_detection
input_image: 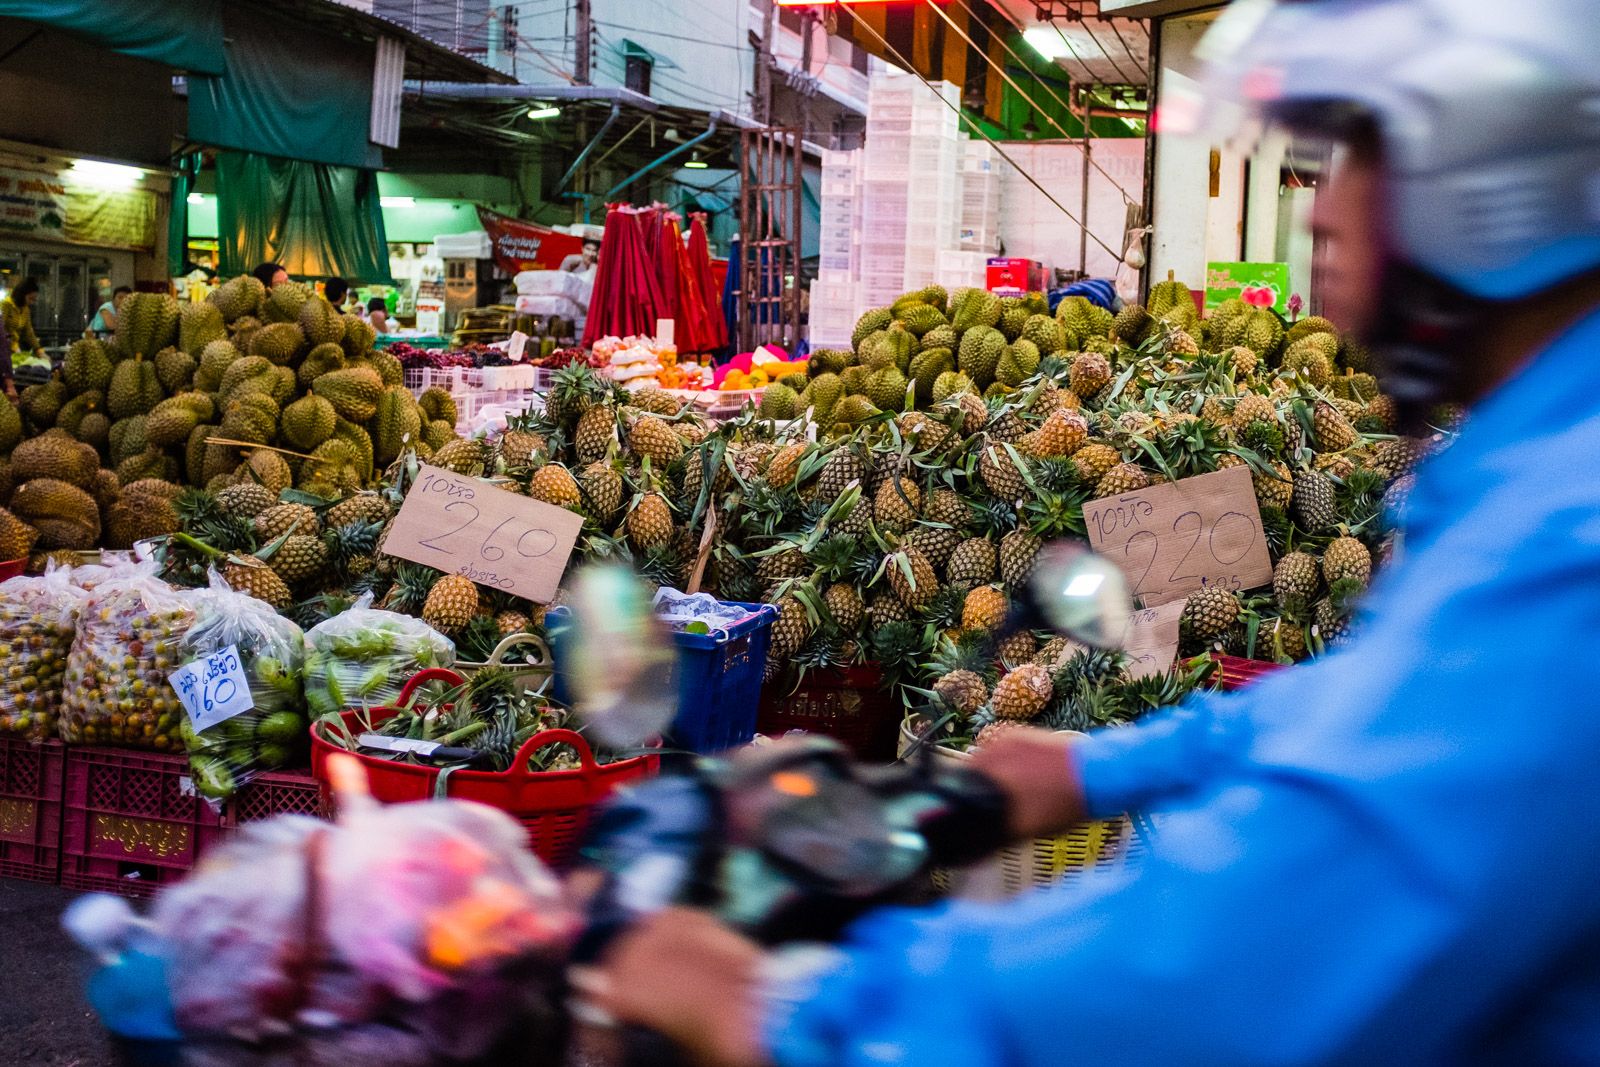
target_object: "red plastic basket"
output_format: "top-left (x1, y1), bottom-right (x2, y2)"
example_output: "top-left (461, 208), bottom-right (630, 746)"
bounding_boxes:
top-left (60, 747), bottom-right (225, 899)
top-left (0, 557), bottom-right (25, 582)
top-left (1214, 654), bottom-right (1288, 692)
top-left (310, 668), bottom-right (658, 868)
top-left (228, 767), bottom-right (324, 827)
top-left (0, 736), bottom-right (66, 883)
top-left (757, 663), bottom-right (901, 761)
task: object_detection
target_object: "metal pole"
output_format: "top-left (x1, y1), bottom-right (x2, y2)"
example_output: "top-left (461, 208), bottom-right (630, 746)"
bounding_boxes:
top-left (574, 0), bottom-right (592, 85)
top-left (756, 0), bottom-right (776, 124)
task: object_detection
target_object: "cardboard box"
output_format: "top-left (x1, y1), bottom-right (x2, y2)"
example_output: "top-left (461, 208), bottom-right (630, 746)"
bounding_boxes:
top-left (986, 257), bottom-right (1043, 297)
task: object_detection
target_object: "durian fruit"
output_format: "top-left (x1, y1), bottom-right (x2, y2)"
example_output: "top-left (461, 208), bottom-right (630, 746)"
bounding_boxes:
top-left (332, 417), bottom-right (375, 481)
top-left (248, 322), bottom-right (305, 366)
top-left (948, 287), bottom-right (1003, 332)
top-left (178, 301), bottom-right (227, 357)
top-left (372, 385), bottom-right (422, 465)
top-left (21, 381), bottom-right (68, 431)
top-left (54, 392), bottom-right (105, 438)
top-left (108, 415), bottom-right (149, 467)
top-left (299, 297), bottom-right (345, 347)
top-left (297, 342), bottom-right (346, 387)
top-left (0, 506), bottom-right (38, 561)
top-left (10, 478), bottom-right (100, 549)
top-left (281, 395), bottom-right (337, 451)
top-left (300, 439), bottom-right (363, 497)
top-left (107, 358), bottom-right (163, 419)
top-left (218, 355), bottom-right (278, 404)
top-left (311, 366), bottom-right (384, 422)
top-left (145, 394), bottom-right (209, 447)
top-left (104, 478), bottom-right (182, 548)
top-left (219, 394), bottom-right (279, 446)
top-left (154, 347), bottom-right (197, 394)
top-left (0, 395), bottom-right (22, 454)
top-left (195, 339), bottom-right (242, 392)
top-left (208, 275), bottom-right (266, 323)
top-left (417, 386), bottom-right (457, 427)
top-left (263, 281), bottom-right (313, 324)
top-left (63, 338), bottom-right (114, 394)
top-left (232, 449), bottom-right (293, 498)
top-left (75, 413), bottom-right (109, 452)
top-left (366, 348), bottom-right (404, 388)
top-left (116, 447), bottom-right (177, 486)
top-left (114, 292), bottom-right (179, 359)
top-left (10, 434), bottom-right (99, 490)
top-left (341, 314), bottom-right (376, 357)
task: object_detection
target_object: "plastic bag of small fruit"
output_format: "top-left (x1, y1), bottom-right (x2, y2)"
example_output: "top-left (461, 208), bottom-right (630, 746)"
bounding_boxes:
top-left (0, 565), bottom-right (88, 740)
top-left (59, 566), bottom-right (197, 750)
top-left (175, 573), bottom-right (309, 800)
top-left (303, 593), bottom-right (455, 719)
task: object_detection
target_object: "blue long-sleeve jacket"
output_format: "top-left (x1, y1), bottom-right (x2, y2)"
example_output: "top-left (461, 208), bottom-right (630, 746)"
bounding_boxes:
top-left (767, 309), bottom-right (1600, 1066)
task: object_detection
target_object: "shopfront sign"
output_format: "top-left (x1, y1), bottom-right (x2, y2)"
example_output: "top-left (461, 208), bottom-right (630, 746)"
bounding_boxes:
top-left (0, 162), bottom-right (157, 250)
top-left (1205, 261), bottom-right (1291, 315)
top-left (476, 207), bottom-right (585, 275)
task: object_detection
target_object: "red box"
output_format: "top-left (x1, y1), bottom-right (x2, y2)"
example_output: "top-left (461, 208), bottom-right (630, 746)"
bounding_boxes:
top-left (757, 664), bottom-right (901, 761)
top-left (0, 737), bottom-right (66, 883)
top-left (986, 257), bottom-right (1043, 297)
top-left (60, 747), bottom-right (225, 899)
top-left (227, 767), bottom-right (324, 827)
top-left (1213, 654), bottom-right (1288, 692)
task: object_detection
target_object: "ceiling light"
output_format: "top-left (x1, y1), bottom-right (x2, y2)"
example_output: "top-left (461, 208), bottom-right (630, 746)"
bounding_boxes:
top-left (526, 105), bottom-right (562, 120)
top-left (684, 156), bottom-right (709, 169)
top-left (1022, 26), bottom-right (1072, 61)
top-left (186, 192), bottom-right (207, 205)
top-left (69, 159), bottom-right (142, 188)
top-left (380, 196), bottom-right (416, 208)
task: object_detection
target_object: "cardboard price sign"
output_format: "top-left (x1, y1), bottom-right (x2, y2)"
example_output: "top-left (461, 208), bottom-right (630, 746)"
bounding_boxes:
top-left (1083, 467), bottom-right (1272, 607)
top-left (1122, 601), bottom-right (1185, 681)
top-left (381, 465), bottom-right (583, 603)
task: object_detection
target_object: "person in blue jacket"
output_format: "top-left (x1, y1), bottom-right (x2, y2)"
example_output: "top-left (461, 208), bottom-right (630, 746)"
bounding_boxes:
top-left (584, 2), bottom-right (1600, 1064)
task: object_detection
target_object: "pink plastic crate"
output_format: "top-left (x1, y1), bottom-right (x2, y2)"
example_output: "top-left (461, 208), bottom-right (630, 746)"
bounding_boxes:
top-left (0, 737), bottom-right (66, 883)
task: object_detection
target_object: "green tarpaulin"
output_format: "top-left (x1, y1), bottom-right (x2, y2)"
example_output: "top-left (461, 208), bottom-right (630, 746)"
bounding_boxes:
top-left (216, 151), bottom-right (392, 284)
top-left (0, 0), bottom-right (225, 73)
top-left (190, 4), bottom-right (381, 171)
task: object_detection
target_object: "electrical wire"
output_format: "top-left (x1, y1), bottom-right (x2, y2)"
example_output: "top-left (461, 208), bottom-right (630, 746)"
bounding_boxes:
top-left (933, 0), bottom-right (1138, 206)
top-left (839, 3), bottom-right (1121, 260)
top-left (1075, 14), bottom-right (1138, 85)
top-left (1101, 11), bottom-right (1147, 73)
top-left (591, 21), bottom-right (751, 53)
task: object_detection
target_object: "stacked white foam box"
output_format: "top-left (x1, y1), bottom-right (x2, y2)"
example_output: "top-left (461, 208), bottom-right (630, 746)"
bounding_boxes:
top-left (959, 137), bottom-right (1004, 254)
top-left (858, 73), bottom-right (963, 307)
top-left (810, 148), bottom-right (862, 348)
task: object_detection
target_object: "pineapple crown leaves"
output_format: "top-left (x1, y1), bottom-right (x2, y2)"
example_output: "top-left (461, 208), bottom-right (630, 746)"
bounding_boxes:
top-left (925, 630), bottom-right (999, 684)
top-left (1019, 489), bottom-right (1088, 540)
top-left (808, 533), bottom-right (876, 585)
top-left (867, 619), bottom-right (933, 694)
top-left (921, 584), bottom-right (967, 633)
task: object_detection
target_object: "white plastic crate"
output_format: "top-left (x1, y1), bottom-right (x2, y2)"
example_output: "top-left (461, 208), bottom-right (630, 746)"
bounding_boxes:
top-left (819, 250), bottom-right (854, 273)
top-left (810, 278), bottom-right (855, 312)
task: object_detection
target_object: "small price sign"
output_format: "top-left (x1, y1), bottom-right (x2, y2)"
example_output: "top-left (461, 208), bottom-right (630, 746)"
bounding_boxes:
top-left (169, 644), bottom-right (255, 732)
top-left (381, 464), bottom-right (583, 604)
top-left (1122, 601), bottom-right (1185, 681)
top-left (1083, 467), bottom-right (1273, 607)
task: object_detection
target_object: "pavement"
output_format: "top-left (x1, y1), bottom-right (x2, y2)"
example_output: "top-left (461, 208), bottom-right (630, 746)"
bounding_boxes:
top-left (0, 878), bottom-right (116, 1067)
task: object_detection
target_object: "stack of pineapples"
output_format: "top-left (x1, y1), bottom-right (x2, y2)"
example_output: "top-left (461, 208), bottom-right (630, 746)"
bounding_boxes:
top-left (680, 275), bottom-right (1448, 745)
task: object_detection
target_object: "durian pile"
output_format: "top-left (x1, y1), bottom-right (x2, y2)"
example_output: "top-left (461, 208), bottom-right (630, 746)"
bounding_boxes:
top-left (676, 276), bottom-right (1450, 745)
top-left (0, 276), bottom-right (466, 564)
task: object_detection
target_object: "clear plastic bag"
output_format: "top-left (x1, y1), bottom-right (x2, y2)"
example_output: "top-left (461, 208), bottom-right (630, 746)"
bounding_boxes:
top-left (304, 594), bottom-right (455, 719)
top-left (60, 566), bottom-right (197, 749)
top-left (176, 574), bottom-right (308, 800)
top-left (0, 566), bottom-right (88, 740)
top-left (149, 799), bottom-right (570, 1062)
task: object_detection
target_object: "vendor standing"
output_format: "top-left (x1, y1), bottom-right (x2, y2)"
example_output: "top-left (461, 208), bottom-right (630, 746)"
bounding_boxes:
top-left (1, 278), bottom-right (40, 399)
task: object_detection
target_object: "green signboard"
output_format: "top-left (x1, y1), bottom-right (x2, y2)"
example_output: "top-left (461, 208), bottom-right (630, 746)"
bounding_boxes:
top-left (1205, 262), bottom-right (1292, 315)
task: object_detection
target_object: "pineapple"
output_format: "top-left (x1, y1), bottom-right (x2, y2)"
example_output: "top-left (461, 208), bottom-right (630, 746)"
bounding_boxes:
top-left (573, 404), bottom-right (617, 463)
top-left (960, 584), bottom-right (1008, 633)
top-left (1311, 400), bottom-right (1358, 452)
top-left (1025, 409), bottom-right (1089, 459)
top-left (495, 609), bottom-right (531, 636)
top-left (1290, 469), bottom-right (1339, 532)
top-left (254, 502), bottom-right (318, 542)
top-left (626, 493), bottom-right (675, 550)
top-left (1226, 345), bottom-right (1260, 378)
top-left (946, 537), bottom-right (997, 587)
top-left (1181, 587), bottom-right (1240, 640)
top-left (904, 523), bottom-right (960, 570)
top-left (922, 487), bottom-right (969, 529)
top-left (629, 415), bottom-right (684, 465)
top-left (527, 463), bottom-right (583, 509)
top-left (1365, 394), bottom-right (1399, 433)
top-left (991, 663), bottom-right (1052, 721)
top-left (756, 546), bottom-right (809, 582)
top-left (325, 492), bottom-right (390, 529)
top-left (999, 528), bottom-right (1042, 588)
top-left (823, 582), bottom-right (864, 631)
top-left (974, 719), bottom-right (1030, 748)
top-left (431, 437), bottom-right (492, 476)
top-left (1033, 635), bottom-right (1083, 672)
top-left (933, 669), bottom-right (988, 716)
top-left (1232, 393), bottom-right (1277, 427)
top-left (215, 481), bottom-right (276, 520)
top-left (1321, 536), bottom-right (1373, 588)
top-left (1094, 462), bottom-right (1150, 499)
top-left (766, 442), bottom-right (807, 488)
top-left (953, 392), bottom-right (988, 435)
top-left (769, 595), bottom-right (813, 659)
top-left (1313, 596), bottom-right (1354, 647)
top-left (269, 534), bottom-right (329, 585)
top-left (887, 546), bottom-right (939, 611)
top-left (995, 629), bottom-right (1036, 665)
top-left (874, 476), bottom-right (922, 533)
top-left (1369, 437), bottom-right (1429, 480)
top-left (543, 363), bottom-right (609, 426)
top-left (1253, 460), bottom-right (1294, 510)
top-left (1071, 442), bottom-right (1121, 485)
top-left (497, 427), bottom-right (548, 467)
top-left (579, 462), bottom-right (624, 522)
top-left (986, 409), bottom-right (1027, 444)
top-left (1273, 551), bottom-right (1321, 612)
top-left (867, 591), bottom-right (912, 627)
top-left (816, 444), bottom-right (867, 500)
top-left (977, 439), bottom-right (1029, 500)
top-left (423, 574), bottom-right (479, 635)
top-left (1068, 352), bottom-right (1111, 398)
top-left (1314, 451), bottom-right (1357, 479)
top-left (221, 559), bottom-right (292, 611)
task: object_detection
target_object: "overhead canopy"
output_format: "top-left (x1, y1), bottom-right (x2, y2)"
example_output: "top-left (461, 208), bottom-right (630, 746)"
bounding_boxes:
top-left (215, 150), bottom-right (393, 284)
top-left (0, 0), bottom-right (225, 73)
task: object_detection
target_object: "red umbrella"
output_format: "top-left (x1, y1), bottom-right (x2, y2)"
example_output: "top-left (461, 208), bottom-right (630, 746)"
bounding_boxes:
top-left (582, 204), bottom-right (669, 347)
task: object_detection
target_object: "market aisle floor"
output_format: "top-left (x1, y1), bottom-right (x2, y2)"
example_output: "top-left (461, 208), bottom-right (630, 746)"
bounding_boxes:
top-left (0, 879), bottom-right (115, 1067)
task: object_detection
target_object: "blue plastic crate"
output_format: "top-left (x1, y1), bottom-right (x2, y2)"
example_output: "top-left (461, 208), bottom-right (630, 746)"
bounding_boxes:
top-left (546, 601), bottom-right (777, 754)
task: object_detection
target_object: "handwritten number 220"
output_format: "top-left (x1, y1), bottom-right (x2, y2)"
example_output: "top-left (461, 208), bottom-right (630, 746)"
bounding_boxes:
top-left (1123, 510), bottom-right (1257, 594)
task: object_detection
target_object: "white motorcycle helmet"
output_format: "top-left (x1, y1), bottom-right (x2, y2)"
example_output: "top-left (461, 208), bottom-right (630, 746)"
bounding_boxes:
top-left (1186, 0), bottom-right (1600, 419)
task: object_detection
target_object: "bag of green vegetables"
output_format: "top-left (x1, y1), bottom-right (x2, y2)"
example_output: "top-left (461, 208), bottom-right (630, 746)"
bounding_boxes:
top-left (303, 593), bottom-right (455, 719)
top-left (172, 574), bottom-right (308, 800)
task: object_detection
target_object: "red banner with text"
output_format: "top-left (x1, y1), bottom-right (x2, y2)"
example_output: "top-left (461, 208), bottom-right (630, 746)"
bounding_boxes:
top-left (475, 207), bottom-right (584, 274)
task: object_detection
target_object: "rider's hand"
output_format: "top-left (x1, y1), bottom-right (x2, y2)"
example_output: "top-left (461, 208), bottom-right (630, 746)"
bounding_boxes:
top-left (967, 727), bottom-right (1088, 839)
top-left (577, 907), bottom-right (770, 1067)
